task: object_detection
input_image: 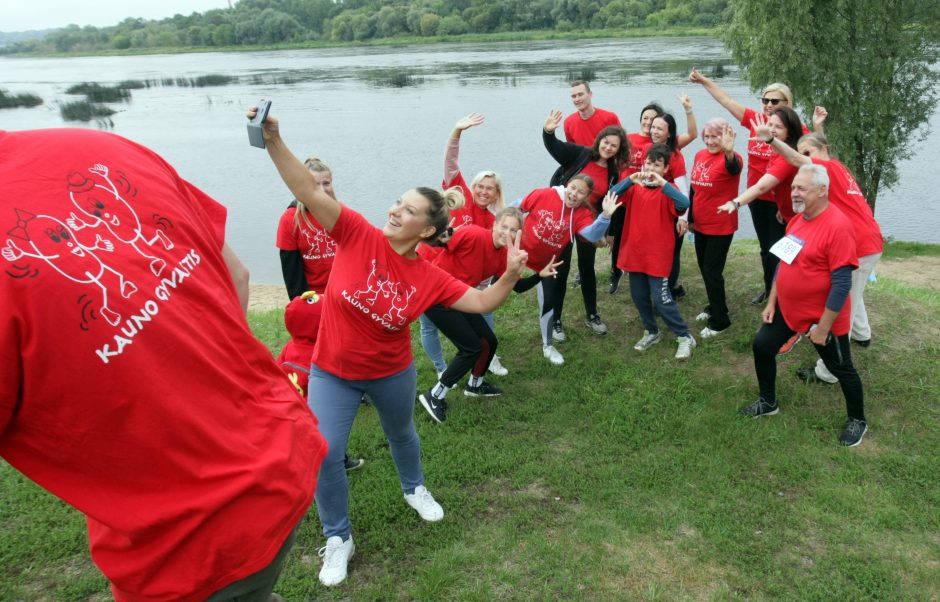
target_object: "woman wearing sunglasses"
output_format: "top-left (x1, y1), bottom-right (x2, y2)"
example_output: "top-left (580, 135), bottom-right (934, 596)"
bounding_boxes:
top-left (689, 68), bottom-right (805, 306)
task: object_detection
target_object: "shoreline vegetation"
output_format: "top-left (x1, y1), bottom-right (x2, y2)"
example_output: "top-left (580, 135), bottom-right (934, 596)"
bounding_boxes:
top-left (1, 26), bottom-right (718, 59)
top-left (2, 240), bottom-right (938, 599)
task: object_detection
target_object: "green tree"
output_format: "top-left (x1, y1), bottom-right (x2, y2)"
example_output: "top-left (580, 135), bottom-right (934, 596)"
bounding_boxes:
top-left (724, 0), bottom-right (940, 210)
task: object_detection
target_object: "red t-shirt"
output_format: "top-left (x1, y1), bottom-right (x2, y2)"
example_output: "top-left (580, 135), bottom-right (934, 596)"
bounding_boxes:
top-left (564, 107), bottom-right (621, 146)
top-left (811, 157), bottom-right (883, 257)
top-left (740, 107), bottom-right (775, 191)
top-left (314, 207), bottom-right (469, 380)
top-left (690, 149), bottom-right (743, 235)
top-left (276, 205), bottom-right (336, 293)
top-left (445, 171), bottom-right (496, 229)
top-left (665, 148), bottom-right (687, 185)
top-left (625, 132), bottom-right (653, 174)
top-left (616, 184), bottom-right (681, 277)
top-left (579, 160), bottom-right (610, 211)
top-left (765, 153), bottom-right (799, 222)
top-left (520, 186), bottom-right (595, 271)
top-left (0, 129), bottom-right (325, 602)
top-left (428, 224), bottom-right (507, 286)
top-left (776, 205), bottom-right (859, 335)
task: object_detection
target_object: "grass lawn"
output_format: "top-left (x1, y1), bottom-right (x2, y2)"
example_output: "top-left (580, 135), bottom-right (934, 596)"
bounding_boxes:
top-left (2, 240), bottom-right (938, 601)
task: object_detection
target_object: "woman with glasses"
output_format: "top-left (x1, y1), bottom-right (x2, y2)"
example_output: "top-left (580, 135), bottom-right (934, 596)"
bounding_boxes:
top-left (689, 69), bottom-right (806, 305)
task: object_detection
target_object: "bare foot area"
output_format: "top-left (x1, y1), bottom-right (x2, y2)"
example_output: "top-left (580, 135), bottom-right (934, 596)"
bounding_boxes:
top-left (878, 256), bottom-right (940, 291)
top-left (249, 284), bottom-right (289, 312)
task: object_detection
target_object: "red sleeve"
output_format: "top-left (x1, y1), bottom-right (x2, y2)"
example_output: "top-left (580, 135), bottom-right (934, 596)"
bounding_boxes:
top-left (766, 155), bottom-right (798, 181)
top-left (326, 205), bottom-right (368, 247)
top-left (444, 171), bottom-right (472, 204)
top-left (275, 207), bottom-right (298, 251)
top-left (740, 107), bottom-right (757, 133)
top-left (180, 180), bottom-right (227, 252)
top-left (429, 264), bottom-right (471, 308)
top-left (826, 215), bottom-right (859, 272)
top-left (520, 189), bottom-right (539, 213)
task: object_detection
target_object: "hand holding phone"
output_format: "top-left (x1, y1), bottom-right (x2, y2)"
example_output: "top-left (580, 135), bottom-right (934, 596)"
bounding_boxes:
top-left (247, 100), bottom-right (272, 148)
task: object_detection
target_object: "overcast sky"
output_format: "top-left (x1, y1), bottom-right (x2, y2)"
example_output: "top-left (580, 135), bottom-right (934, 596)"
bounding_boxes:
top-left (5, 1), bottom-right (232, 32)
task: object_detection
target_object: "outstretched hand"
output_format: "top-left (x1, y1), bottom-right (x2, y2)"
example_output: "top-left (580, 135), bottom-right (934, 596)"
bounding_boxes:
top-left (748, 113), bottom-right (771, 143)
top-left (504, 230), bottom-right (528, 278)
top-left (688, 67), bottom-right (706, 84)
top-left (720, 123), bottom-right (736, 152)
top-left (813, 106), bottom-right (828, 129)
top-left (538, 255), bottom-right (564, 278)
top-left (717, 200), bottom-right (737, 214)
top-left (247, 106), bottom-right (279, 142)
top-left (455, 113), bottom-right (485, 131)
top-left (543, 110), bottom-right (563, 134)
top-left (600, 190), bottom-right (623, 218)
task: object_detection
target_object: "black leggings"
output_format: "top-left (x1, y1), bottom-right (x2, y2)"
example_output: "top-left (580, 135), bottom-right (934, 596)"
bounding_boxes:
top-left (752, 310), bottom-right (865, 420)
top-left (425, 304), bottom-right (497, 387)
top-left (536, 275), bottom-right (564, 346)
top-left (694, 232), bottom-right (734, 331)
top-left (749, 199), bottom-right (786, 293)
top-left (553, 238), bottom-right (599, 321)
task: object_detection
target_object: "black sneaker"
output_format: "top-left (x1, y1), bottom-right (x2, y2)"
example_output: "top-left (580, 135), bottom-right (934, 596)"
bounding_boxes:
top-left (739, 397), bottom-right (779, 417)
top-left (551, 321), bottom-right (567, 342)
top-left (750, 290), bottom-right (768, 306)
top-left (464, 381), bottom-right (503, 397)
top-left (571, 272), bottom-right (581, 289)
top-left (796, 367), bottom-right (835, 385)
top-left (608, 271), bottom-right (622, 294)
top-left (671, 284), bottom-right (687, 299)
top-left (839, 418), bottom-right (868, 447)
top-left (853, 337), bottom-right (872, 348)
top-left (418, 389), bottom-right (447, 423)
top-left (344, 456), bottom-right (365, 471)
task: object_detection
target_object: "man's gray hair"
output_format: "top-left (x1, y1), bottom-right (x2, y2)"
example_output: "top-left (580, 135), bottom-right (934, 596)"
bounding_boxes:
top-left (799, 163), bottom-right (829, 190)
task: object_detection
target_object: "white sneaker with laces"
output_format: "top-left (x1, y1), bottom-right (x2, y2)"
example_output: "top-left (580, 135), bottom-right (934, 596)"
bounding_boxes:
top-left (633, 330), bottom-right (663, 351)
top-left (404, 485), bottom-right (444, 522)
top-left (318, 535), bottom-right (355, 586)
top-left (542, 344), bottom-right (564, 365)
top-left (676, 334), bottom-right (697, 359)
top-left (488, 355), bottom-right (508, 376)
top-left (695, 311), bottom-right (710, 322)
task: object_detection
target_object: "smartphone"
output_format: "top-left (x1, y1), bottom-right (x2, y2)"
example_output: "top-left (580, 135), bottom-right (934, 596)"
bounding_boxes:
top-left (247, 100), bottom-right (272, 149)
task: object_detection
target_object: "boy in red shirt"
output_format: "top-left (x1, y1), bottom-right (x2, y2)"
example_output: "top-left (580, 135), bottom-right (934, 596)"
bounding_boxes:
top-left (612, 144), bottom-right (696, 359)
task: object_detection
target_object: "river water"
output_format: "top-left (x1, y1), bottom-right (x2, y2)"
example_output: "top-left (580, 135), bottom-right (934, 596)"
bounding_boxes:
top-left (1, 38), bottom-right (936, 284)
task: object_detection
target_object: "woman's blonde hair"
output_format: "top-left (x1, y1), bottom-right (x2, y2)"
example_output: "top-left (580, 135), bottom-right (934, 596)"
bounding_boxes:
top-left (761, 82), bottom-right (795, 105)
top-left (295, 157), bottom-right (333, 229)
top-left (470, 170), bottom-right (506, 213)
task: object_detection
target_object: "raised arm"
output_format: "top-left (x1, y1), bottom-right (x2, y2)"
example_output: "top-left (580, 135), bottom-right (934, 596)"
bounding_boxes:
top-left (689, 67), bottom-right (747, 123)
top-left (542, 110), bottom-right (585, 168)
top-left (812, 105), bottom-right (827, 135)
top-left (249, 108), bottom-right (341, 231)
top-left (676, 94), bottom-right (698, 149)
top-left (445, 113), bottom-right (485, 184)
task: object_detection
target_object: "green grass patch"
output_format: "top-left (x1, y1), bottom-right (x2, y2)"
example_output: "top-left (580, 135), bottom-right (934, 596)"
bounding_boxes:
top-left (2, 239), bottom-right (938, 599)
top-left (0, 88), bottom-right (43, 109)
top-left (65, 82), bottom-right (131, 102)
top-left (59, 100), bottom-right (116, 122)
top-left (882, 239), bottom-right (940, 259)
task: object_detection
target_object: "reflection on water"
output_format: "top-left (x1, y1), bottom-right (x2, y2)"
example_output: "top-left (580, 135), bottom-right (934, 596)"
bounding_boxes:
top-left (0, 37), bottom-right (935, 284)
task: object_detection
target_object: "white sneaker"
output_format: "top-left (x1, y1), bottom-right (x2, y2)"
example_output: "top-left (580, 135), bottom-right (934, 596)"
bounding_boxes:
top-left (633, 330), bottom-right (662, 351)
top-left (551, 321), bottom-right (567, 342)
top-left (404, 485), bottom-right (444, 522)
top-left (676, 334), bottom-right (697, 359)
top-left (700, 326), bottom-right (725, 339)
top-left (318, 535), bottom-right (355, 586)
top-left (488, 355), bottom-right (508, 376)
top-left (695, 311), bottom-right (710, 322)
top-left (542, 344), bottom-right (564, 365)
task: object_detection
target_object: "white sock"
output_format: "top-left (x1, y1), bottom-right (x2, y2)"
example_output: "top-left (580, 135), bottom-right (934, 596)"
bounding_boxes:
top-left (468, 375), bottom-right (483, 388)
top-left (431, 381), bottom-right (451, 398)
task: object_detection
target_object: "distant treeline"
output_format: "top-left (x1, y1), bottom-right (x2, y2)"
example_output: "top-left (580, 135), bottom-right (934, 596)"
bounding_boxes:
top-left (2, 0), bottom-right (729, 54)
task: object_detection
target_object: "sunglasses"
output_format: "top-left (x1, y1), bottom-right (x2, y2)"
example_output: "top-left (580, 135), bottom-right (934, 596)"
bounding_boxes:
top-left (760, 97), bottom-right (784, 106)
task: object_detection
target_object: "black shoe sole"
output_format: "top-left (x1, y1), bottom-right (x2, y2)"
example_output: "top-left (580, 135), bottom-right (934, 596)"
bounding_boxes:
top-left (853, 338), bottom-right (872, 348)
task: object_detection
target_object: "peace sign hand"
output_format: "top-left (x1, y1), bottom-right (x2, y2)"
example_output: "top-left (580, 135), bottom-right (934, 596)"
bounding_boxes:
top-left (504, 230), bottom-right (528, 278)
top-left (538, 254), bottom-right (564, 278)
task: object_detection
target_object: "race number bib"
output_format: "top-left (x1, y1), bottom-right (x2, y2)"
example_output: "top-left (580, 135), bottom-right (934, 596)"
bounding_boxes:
top-left (770, 234), bottom-right (805, 265)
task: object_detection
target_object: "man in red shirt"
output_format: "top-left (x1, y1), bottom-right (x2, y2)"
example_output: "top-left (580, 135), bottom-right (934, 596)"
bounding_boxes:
top-left (0, 128), bottom-right (327, 601)
top-left (740, 164), bottom-right (868, 447)
top-left (563, 80), bottom-right (621, 146)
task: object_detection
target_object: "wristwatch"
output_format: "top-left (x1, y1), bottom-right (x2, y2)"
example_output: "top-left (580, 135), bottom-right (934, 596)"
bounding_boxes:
top-left (732, 200), bottom-right (741, 211)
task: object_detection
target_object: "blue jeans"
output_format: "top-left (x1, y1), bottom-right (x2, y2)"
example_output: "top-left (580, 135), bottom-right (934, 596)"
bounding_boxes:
top-left (420, 312), bottom-right (495, 374)
top-left (309, 362), bottom-right (424, 540)
top-left (628, 272), bottom-right (690, 337)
